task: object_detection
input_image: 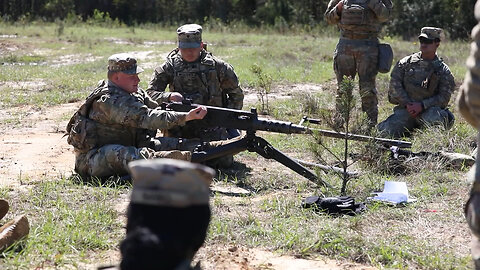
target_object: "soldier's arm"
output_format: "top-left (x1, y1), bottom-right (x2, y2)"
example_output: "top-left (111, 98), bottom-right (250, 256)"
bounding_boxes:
top-left (368, 0), bottom-right (393, 22)
top-left (218, 61), bottom-right (244, 110)
top-left (324, 0), bottom-right (342, 25)
top-left (422, 66), bottom-right (455, 109)
top-left (388, 62), bottom-right (412, 106)
top-left (459, 22), bottom-right (480, 128)
top-left (99, 94), bottom-right (187, 130)
top-left (146, 61), bottom-right (174, 104)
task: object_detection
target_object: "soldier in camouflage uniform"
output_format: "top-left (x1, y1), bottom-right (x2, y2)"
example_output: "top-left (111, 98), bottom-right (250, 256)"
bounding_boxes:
top-left (458, 1), bottom-right (480, 267)
top-left (147, 24), bottom-right (244, 167)
top-left (66, 53), bottom-right (216, 179)
top-left (325, 0), bottom-right (393, 127)
top-left (378, 27), bottom-right (455, 138)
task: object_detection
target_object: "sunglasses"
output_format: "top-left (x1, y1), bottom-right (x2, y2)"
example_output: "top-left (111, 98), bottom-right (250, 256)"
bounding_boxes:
top-left (419, 38), bottom-right (434, 44)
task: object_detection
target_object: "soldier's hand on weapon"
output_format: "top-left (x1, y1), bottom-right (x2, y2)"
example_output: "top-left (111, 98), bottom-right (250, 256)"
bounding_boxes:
top-left (406, 102), bottom-right (423, 118)
top-left (186, 106), bottom-right (207, 121)
top-left (336, 0), bottom-right (344, 14)
top-left (169, 92), bottom-right (184, 102)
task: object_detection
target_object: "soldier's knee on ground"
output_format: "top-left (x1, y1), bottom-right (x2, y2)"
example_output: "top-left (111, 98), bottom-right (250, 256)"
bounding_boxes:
top-left (153, 150), bottom-right (192, 161)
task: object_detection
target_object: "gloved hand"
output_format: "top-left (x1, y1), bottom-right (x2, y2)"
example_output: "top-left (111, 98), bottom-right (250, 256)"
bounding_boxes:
top-left (302, 196), bottom-right (366, 216)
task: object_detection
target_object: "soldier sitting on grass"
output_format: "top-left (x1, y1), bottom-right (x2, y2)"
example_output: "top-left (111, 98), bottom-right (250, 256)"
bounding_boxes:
top-left (378, 27), bottom-right (455, 138)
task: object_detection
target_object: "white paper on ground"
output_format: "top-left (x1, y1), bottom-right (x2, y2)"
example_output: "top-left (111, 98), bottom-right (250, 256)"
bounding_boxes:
top-left (369, 181), bottom-right (417, 204)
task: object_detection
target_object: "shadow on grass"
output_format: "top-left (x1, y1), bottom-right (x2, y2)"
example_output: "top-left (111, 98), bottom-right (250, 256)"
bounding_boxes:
top-left (69, 174), bottom-right (131, 189)
top-left (214, 160), bottom-right (257, 193)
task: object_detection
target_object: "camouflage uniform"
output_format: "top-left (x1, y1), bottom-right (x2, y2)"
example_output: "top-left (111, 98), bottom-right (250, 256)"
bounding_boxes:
top-left (66, 53), bottom-right (203, 178)
top-left (147, 24), bottom-right (244, 141)
top-left (325, 0), bottom-right (393, 125)
top-left (378, 28), bottom-right (455, 138)
top-left (458, 1), bottom-right (480, 267)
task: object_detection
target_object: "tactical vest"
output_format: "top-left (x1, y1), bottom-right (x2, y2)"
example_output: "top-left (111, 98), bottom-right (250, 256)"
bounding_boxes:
top-left (339, 0), bottom-right (380, 37)
top-left (66, 80), bottom-right (108, 153)
top-left (402, 56), bottom-right (443, 103)
top-left (168, 50), bottom-right (225, 107)
top-left (66, 81), bottom-right (145, 152)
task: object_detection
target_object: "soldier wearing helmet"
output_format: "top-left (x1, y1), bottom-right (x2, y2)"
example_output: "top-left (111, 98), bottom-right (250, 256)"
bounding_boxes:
top-left (325, 0), bottom-right (394, 128)
top-left (147, 24), bottom-right (244, 168)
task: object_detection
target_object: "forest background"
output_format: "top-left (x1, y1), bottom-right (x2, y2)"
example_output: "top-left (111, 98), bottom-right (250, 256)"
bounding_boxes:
top-left (1, 0), bottom-right (478, 40)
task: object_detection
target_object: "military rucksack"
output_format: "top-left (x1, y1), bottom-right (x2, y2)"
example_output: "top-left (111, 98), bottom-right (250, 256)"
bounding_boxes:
top-left (65, 80), bottom-right (108, 152)
top-left (340, 0), bottom-right (370, 25)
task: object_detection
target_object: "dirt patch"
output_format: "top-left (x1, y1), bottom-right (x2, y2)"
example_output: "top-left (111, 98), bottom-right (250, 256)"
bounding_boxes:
top-left (0, 102), bottom-right (79, 186)
top-left (50, 53), bottom-right (103, 67)
top-left (0, 80), bottom-right (47, 91)
top-left (195, 244), bottom-right (376, 270)
top-left (243, 83), bottom-right (326, 105)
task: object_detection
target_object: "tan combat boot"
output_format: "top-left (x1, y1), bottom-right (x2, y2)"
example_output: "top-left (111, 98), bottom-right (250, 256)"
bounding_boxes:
top-left (0, 214), bottom-right (30, 252)
top-left (0, 199), bottom-right (9, 222)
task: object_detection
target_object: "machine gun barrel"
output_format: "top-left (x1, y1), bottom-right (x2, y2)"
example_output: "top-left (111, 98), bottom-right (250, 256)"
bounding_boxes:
top-left (163, 102), bottom-right (411, 148)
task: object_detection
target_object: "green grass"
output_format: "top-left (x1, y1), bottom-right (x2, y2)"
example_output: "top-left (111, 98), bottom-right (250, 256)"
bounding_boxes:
top-left (0, 177), bottom-right (128, 269)
top-left (0, 21), bottom-right (476, 269)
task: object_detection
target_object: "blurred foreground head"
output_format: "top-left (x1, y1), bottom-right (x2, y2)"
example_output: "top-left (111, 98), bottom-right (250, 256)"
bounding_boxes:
top-left (120, 159), bottom-right (214, 270)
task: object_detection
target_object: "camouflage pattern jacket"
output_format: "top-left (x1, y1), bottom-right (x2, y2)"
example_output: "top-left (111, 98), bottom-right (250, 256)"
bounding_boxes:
top-left (325, 0), bottom-right (393, 39)
top-left (147, 49), bottom-right (244, 109)
top-left (66, 80), bottom-right (187, 153)
top-left (458, 2), bottom-right (480, 129)
top-left (388, 52), bottom-right (455, 109)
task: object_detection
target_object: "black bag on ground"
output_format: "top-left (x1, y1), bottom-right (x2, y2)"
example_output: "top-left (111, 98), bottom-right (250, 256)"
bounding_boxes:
top-left (302, 196), bottom-right (366, 216)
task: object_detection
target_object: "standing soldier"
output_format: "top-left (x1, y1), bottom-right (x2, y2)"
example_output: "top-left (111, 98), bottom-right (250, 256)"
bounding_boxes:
top-left (378, 27), bottom-right (455, 138)
top-left (325, 0), bottom-right (393, 127)
top-left (458, 1), bottom-right (480, 268)
top-left (147, 24), bottom-right (244, 168)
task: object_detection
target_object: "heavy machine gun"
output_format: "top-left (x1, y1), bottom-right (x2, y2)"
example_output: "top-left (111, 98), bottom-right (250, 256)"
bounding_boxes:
top-left (162, 101), bottom-right (412, 187)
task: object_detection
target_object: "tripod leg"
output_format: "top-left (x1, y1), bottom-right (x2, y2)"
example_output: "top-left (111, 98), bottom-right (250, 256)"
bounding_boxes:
top-left (247, 136), bottom-right (331, 188)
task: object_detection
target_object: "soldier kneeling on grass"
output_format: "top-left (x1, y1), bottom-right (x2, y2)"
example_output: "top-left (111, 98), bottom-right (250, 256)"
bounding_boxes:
top-left (98, 159), bottom-right (213, 270)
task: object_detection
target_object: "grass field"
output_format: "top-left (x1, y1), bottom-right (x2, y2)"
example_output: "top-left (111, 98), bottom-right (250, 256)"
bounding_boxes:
top-left (0, 21), bottom-right (477, 269)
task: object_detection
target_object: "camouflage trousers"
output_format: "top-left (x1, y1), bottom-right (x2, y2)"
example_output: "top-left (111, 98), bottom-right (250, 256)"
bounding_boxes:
top-left (466, 133), bottom-right (480, 267)
top-left (165, 125), bottom-right (240, 168)
top-left (377, 106), bottom-right (454, 138)
top-left (334, 38), bottom-right (379, 125)
top-left (74, 137), bottom-right (202, 178)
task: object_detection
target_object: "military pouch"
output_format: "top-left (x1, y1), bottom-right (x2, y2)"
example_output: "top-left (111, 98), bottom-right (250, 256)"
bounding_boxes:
top-left (378, 43), bottom-right (393, 73)
top-left (340, 0), bottom-right (368, 25)
top-left (66, 112), bottom-right (98, 152)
